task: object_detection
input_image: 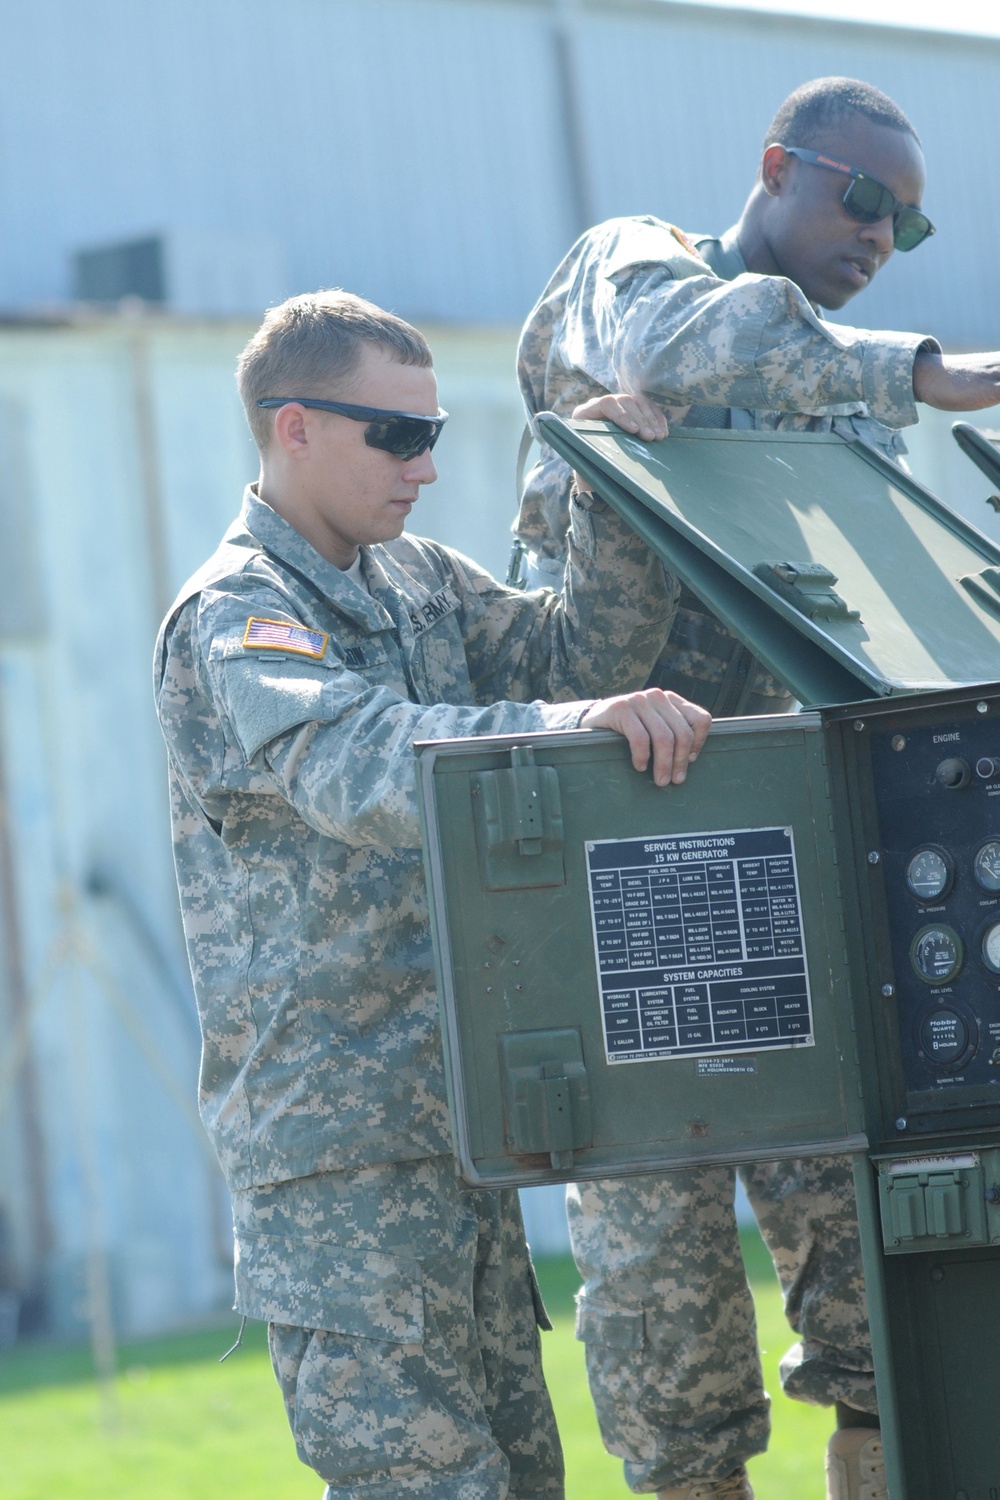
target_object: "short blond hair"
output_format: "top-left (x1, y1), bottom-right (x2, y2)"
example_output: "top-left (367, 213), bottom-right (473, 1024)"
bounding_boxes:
top-left (236, 289), bottom-right (433, 450)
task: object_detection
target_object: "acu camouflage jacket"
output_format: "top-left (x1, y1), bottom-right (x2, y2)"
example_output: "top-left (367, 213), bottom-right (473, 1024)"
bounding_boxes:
top-left (515, 215), bottom-right (940, 715)
top-left (155, 486), bottom-right (675, 1190)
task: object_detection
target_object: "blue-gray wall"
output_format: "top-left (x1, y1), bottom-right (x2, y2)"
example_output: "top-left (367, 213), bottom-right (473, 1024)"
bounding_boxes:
top-left (0, 0), bottom-right (997, 346)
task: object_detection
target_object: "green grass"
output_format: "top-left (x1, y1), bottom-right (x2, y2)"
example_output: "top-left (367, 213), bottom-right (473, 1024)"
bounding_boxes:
top-left (0, 1228), bottom-right (830, 1499)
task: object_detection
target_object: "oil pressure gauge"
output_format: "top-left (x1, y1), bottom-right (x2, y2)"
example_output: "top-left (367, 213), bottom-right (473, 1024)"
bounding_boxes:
top-left (973, 839), bottom-right (1000, 893)
top-left (904, 846), bottom-right (954, 903)
top-left (910, 924), bottom-right (964, 985)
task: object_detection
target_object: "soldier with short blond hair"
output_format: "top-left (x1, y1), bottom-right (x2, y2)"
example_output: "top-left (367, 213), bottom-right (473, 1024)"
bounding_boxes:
top-left (155, 288), bottom-right (709, 1500)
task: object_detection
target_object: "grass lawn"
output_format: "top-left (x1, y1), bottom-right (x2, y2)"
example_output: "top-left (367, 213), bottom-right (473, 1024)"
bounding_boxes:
top-left (0, 1228), bottom-right (830, 1499)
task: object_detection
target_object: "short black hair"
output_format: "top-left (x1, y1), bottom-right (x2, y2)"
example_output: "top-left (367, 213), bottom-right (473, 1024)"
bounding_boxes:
top-left (764, 77), bottom-right (920, 154)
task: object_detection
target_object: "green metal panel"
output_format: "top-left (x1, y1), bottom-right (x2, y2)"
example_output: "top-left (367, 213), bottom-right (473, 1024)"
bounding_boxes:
top-left (541, 417), bottom-right (1000, 705)
top-left (417, 714), bottom-right (865, 1188)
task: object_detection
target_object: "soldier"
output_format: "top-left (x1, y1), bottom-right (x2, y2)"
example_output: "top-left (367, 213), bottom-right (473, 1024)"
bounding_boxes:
top-left (154, 289), bottom-right (710, 1500)
top-left (513, 76), bottom-right (1000, 1500)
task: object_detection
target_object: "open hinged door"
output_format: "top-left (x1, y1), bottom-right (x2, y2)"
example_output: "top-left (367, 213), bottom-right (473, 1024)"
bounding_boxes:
top-left (417, 714), bottom-right (865, 1189)
top-left (541, 416), bottom-right (1000, 707)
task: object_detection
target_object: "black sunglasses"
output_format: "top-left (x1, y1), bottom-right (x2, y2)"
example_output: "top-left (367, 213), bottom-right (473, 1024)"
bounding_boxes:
top-left (782, 146), bottom-right (935, 252)
top-left (257, 397), bottom-right (448, 459)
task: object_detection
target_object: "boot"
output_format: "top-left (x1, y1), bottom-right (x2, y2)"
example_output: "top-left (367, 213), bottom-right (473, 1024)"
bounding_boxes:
top-left (826, 1427), bottom-right (887, 1500)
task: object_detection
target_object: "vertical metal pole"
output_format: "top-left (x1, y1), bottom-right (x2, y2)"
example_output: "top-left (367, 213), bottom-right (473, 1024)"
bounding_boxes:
top-left (0, 671), bottom-right (53, 1311)
top-left (129, 327), bottom-right (172, 627)
top-left (65, 892), bottom-right (119, 1427)
top-left (552, 0), bottom-right (594, 238)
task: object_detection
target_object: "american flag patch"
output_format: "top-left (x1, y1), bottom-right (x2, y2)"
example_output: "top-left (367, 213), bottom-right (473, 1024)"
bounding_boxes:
top-left (242, 617), bottom-right (328, 659)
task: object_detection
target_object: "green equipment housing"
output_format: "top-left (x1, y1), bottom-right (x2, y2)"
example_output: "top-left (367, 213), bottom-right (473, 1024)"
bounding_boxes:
top-left (416, 418), bottom-right (1000, 1500)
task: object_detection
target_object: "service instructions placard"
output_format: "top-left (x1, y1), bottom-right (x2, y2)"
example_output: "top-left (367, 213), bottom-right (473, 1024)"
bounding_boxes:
top-left (585, 827), bottom-right (813, 1064)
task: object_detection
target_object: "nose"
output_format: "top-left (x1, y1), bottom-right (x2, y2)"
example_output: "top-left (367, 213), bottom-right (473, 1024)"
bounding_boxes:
top-left (404, 446), bottom-right (438, 485)
top-left (859, 213), bottom-right (895, 259)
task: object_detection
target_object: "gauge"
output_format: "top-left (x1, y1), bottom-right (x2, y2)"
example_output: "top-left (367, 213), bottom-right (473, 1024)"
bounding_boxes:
top-left (983, 919), bottom-right (1000, 975)
top-left (919, 1007), bottom-right (971, 1067)
top-left (910, 924), bottom-right (964, 985)
top-left (973, 840), bottom-right (1000, 892)
top-left (905, 847), bottom-right (954, 903)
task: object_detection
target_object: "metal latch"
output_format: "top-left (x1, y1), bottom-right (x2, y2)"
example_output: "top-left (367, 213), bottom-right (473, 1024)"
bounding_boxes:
top-left (960, 566), bottom-right (1000, 622)
top-left (752, 560), bottom-right (861, 623)
top-left (878, 1159), bottom-right (988, 1254)
top-left (471, 744), bottom-right (565, 890)
top-left (499, 1028), bottom-right (593, 1170)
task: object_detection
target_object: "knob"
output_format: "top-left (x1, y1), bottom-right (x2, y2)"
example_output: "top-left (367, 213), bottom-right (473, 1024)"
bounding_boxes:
top-left (936, 757), bottom-right (971, 789)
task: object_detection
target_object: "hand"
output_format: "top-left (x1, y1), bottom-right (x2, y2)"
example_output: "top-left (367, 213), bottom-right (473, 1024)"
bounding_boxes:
top-left (572, 390), bottom-right (669, 441)
top-left (571, 392), bottom-right (668, 493)
top-left (913, 351), bottom-right (1000, 412)
top-left (580, 688), bottom-right (711, 787)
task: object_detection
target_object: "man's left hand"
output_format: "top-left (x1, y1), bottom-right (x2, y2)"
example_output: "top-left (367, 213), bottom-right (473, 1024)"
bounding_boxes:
top-left (580, 688), bottom-right (711, 786)
top-left (570, 392), bottom-right (668, 493)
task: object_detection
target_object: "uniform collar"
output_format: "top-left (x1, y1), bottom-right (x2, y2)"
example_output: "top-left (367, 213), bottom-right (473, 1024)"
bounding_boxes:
top-left (695, 225), bottom-right (747, 283)
top-left (241, 485), bottom-right (394, 632)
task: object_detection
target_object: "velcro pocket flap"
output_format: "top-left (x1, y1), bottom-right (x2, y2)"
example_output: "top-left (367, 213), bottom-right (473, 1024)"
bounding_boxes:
top-left (235, 1233), bottom-right (424, 1343)
top-left (575, 1299), bottom-right (645, 1350)
top-left (219, 656), bottom-right (332, 762)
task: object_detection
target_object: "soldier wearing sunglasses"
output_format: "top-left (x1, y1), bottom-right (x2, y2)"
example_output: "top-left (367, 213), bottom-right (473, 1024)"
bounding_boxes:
top-left (513, 75), bottom-right (1000, 1500)
top-left (154, 289), bottom-right (711, 1500)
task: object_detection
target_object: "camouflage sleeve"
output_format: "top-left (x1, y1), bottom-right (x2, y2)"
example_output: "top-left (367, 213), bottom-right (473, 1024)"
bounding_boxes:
top-left (176, 589), bottom-right (593, 851)
top-left (609, 265), bottom-right (938, 429)
top-left (443, 489), bottom-right (679, 704)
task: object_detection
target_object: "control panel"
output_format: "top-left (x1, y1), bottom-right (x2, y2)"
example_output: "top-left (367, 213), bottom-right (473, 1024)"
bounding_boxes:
top-left (860, 694), bottom-right (1000, 1136)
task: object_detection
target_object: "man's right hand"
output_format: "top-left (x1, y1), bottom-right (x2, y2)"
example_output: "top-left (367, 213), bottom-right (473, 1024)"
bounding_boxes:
top-left (580, 688), bottom-right (711, 787)
top-left (913, 351), bottom-right (1000, 412)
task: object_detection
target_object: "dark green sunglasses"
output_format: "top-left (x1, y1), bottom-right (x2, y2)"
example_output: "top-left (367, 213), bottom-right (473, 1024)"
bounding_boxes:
top-left (257, 398), bottom-right (448, 459)
top-left (783, 145), bottom-right (935, 252)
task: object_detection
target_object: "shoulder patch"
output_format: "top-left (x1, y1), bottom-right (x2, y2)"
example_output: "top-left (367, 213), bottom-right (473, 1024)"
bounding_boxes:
top-left (668, 224), bottom-right (707, 262)
top-left (242, 617), bottom-right (328, 659)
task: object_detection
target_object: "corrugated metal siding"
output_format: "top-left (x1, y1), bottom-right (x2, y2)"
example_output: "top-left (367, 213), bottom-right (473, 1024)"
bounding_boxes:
top-left (0, 0), bottom-right (996, 341)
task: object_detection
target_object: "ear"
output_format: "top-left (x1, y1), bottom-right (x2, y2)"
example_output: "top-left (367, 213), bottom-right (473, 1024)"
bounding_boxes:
top-left (761, 143), bottom-right (793, 198)
top-left (271, 402), bottom-right (310, 457)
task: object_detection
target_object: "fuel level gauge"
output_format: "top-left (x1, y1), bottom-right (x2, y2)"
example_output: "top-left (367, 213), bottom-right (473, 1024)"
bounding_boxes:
top-left (905, 846), bottom-right (955, 903)
top-left (973, 839), bottom-right (1000, 893)
top-left (910, 924), bottom-right (964, 985)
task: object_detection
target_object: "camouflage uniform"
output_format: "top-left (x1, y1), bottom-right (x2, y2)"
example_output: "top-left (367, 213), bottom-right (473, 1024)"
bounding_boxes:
top-left (154, 483), bottom-right (676, 1500)
top-left (515, 216), bottom-right (937, 1491)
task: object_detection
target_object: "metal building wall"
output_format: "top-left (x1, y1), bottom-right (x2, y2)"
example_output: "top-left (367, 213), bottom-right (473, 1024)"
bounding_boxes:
top-left (0, 0), bottom-right (996, 346)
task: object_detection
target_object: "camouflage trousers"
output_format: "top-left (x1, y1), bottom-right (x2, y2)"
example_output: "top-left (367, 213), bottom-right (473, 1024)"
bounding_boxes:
top-left (232, 1157), bottom-right (563, 1499)
top-left (568, 1155), bottom-right (876, 1493)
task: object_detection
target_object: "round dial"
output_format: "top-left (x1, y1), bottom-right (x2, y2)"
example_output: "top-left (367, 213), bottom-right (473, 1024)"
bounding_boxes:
top-left (983, 920), bottom-right (1000, 975)
top-left (905, 847), bottom-right (953, 903)
top-left (973, 840), bottom-right (1000, 892)
top-left (910, 924), bottom-right (964, 985)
